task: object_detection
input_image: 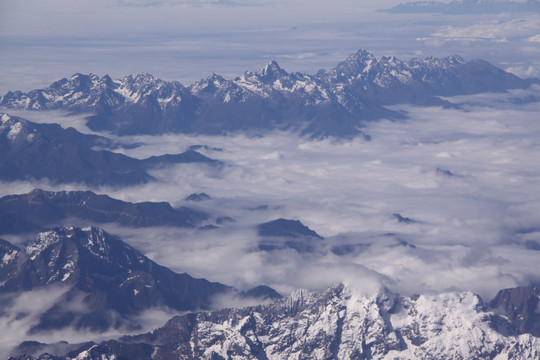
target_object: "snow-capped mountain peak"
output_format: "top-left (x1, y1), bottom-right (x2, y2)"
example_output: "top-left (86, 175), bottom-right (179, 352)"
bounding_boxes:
top-left (259, 60), bottom-right (288, 82)
top-left (190, 73), bottom-right (229, 94)
top-left (26, 228), bottom-right (65, 260)
top-left (334, 49), bottom-right (377, 77)
top-left (0, 113), bottom-right (38, 144)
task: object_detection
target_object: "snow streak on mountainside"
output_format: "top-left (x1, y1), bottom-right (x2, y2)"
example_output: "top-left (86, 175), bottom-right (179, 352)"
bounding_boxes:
top-left (11, 284), bottom-right (540, 359)
top-left (1, 50), bottom-right (535, 137)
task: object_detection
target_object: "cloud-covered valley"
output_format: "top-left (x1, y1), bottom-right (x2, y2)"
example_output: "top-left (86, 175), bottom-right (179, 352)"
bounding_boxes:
top-left (3, 86), bottom-right (540, 303)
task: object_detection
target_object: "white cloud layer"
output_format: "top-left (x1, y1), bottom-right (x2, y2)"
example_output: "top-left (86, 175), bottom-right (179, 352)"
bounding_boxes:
top-left (506, 65), bottom-right (540, 78)
top-left (4, 86), bottom-right (540, 303)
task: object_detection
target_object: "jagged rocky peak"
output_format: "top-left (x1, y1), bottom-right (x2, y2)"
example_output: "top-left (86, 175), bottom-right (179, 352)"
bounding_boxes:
top-left (206, 72), bottom-right (228, 86)
top-left (25, 226), bottom-right (116, 261)
top-left (26, 188), bottom-right (71, 200)
top-left (50, 73), bottom-right (109, 93)
top-left (120, 73), bottom-right (173, 90)
top-left (258, 60), bottom-right (288, 81)
top-left (334, 49), bottom-right (377, 76)
top-left (190, 73), bottom-right (230, 94)
top-left (2, 224), bottom-right (231, 298)
top-left (378, 55), bottom-right (402, 66)
top-left (122, 72), bottom-right (158, 84)
top-left (117, 73), bottom-right (186, 102)
top-left (435, 54), bottom-right (465, 65)
top-left (0, 225), bottom-right (240, 335)
top-left (20, 226), bottom-right (153, 275)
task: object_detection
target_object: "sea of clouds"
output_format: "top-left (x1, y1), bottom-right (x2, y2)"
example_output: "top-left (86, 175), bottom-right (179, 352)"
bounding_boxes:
top-left (2, 84), bottom-right (540, 357)
top-left (3, 86), bottom-right (540, 300)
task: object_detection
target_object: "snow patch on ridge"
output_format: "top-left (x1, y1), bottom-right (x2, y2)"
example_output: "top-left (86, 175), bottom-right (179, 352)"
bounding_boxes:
top-left (26, 230), bottom-right (63, 260)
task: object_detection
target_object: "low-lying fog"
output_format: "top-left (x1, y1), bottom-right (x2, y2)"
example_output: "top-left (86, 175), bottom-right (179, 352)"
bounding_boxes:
top-left (4, 86), bottom-right (540, 301)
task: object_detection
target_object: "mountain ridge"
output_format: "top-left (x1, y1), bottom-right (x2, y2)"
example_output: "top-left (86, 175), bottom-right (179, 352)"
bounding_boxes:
top-left (0, 189), bottom-right (213, 235)
top-left (2, 50), bottom-right (536, 138)
top-left (9, 283), bottom-right (540, 359)
top-left (0, 113), bottom-right (220, 186)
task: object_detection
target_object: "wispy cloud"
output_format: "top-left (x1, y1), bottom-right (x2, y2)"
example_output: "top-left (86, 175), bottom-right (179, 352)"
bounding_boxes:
top-left (426, 14), bottom-right (540, 42)
top-left (117, 0), bottom-right (163, 7)
top-left (116, 0), bottom-right (264, 8)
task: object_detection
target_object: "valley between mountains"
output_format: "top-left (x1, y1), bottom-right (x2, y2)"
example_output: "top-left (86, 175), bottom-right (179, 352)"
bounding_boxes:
top-left (1, 50), bottom-right (540, 359)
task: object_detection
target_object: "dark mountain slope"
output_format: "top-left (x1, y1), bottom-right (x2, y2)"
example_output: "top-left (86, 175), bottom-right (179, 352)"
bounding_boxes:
top-left (0, 226), bottom-right (231, 333)
top-left (0, 189), bottom-right (209, 235)
top-left (490, 286), bottom-right (540, 337)
top-left (257, 218), bottom-right (324, 253)
top-left (0, 113), bottom-right (219, 186)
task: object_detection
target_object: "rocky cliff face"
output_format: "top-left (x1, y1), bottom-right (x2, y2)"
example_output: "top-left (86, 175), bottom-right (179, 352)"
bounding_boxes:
top-left (490, 286), bottom-right (540, 337)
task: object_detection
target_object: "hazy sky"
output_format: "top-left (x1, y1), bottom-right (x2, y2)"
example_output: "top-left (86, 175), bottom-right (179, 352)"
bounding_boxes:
top-left (1, 0), bottom-right (539, 93)
top-left (0, 0), bottom-right (400, 36)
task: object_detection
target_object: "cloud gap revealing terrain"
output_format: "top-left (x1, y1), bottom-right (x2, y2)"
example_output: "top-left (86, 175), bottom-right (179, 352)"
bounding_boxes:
top-left (1, 48), bottom-right (540, 359)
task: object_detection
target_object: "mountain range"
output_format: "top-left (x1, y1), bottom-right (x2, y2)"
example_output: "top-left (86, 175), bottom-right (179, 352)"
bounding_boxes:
top-left (1, 50), bottom-right (537, 138)
top-left (8, 283), bottom-right (540, 359)
top-left (380, 0), bottom-right (540, 14)
top-left (3, 224), bottom-right (538, 358)
top-left (0, 113), bottom-right (219, 186)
